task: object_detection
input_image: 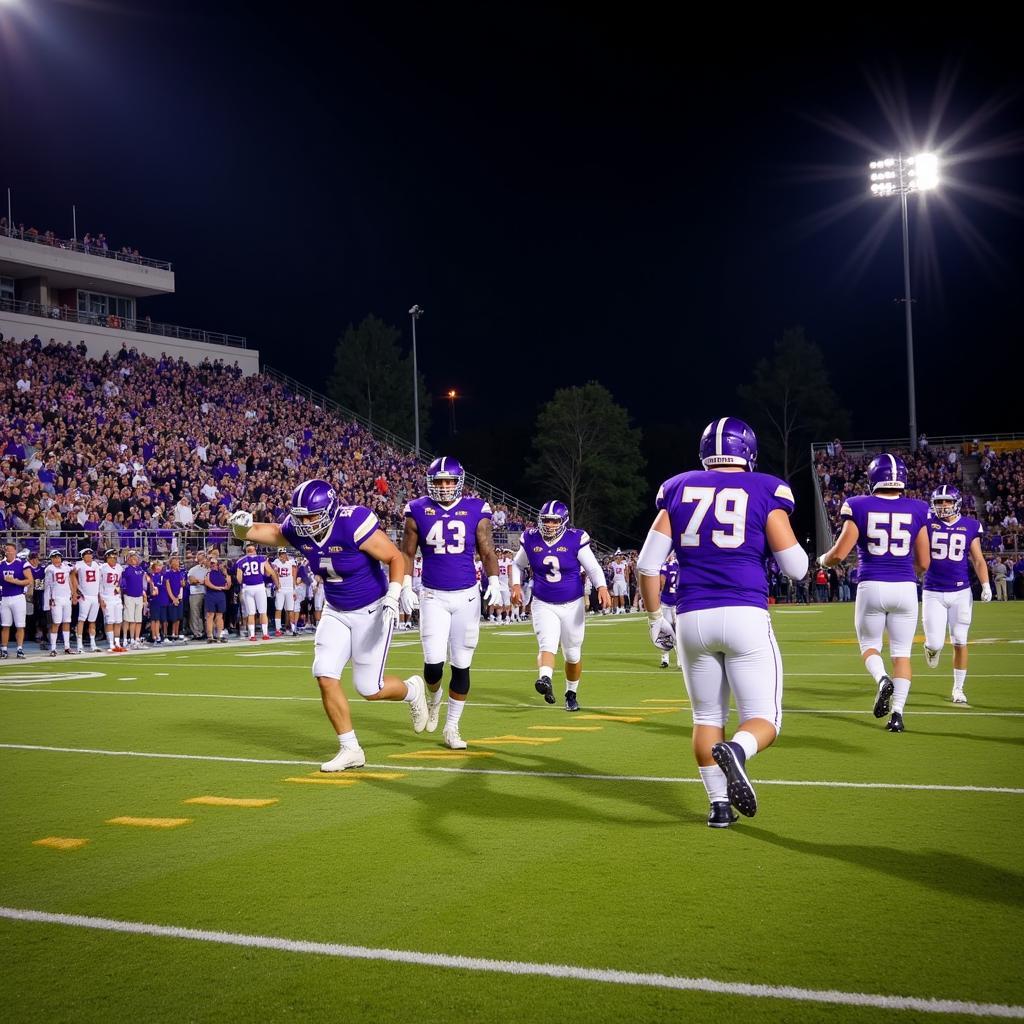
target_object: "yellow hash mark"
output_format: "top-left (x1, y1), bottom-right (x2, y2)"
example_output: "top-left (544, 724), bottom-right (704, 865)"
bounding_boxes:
top-left (389, 750), bottom-right (496, 759)
top-left (476, 735), bottom-right (563, 746)
top-left (574, 714), bottom-right (644, 723)
top-left (284, 777), bottom-right (358, 786)
top-left (33, 837), bottom-right (89, 851)
top-left (632, 708), bottom-right (680, 715)
top-left (106, 817), bottom-right (191, 829)
top-left (642, 699), bottom-right (689, 704)
top-left (529, 725), bottom-right (602, 732)
top-left (320, 771), bottom-right (406, 781)
top-left (183, 797), bottom-right (279, 808)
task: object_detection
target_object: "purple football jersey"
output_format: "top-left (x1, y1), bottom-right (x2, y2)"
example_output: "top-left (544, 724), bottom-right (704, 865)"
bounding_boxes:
top-left (0, 558), bottom-right (28, 597)
top-left (236, 555), bottom-right (267, 586)
top-left (282, 504), bottom-right (387, 611)
top-left (519, 527), bottom-right (590, 603)
top-left (660, 561), bottom-right (679, 602)
top-left (656, 470), bottom-right (795, 613)
top-left (840, 494), bottom-right (929, 583)
top-left (924, 515), bottom-right (982, 593)
top-left (404, 495), bottom-right (492, 591)
top-left (121, 564), bottom-right (147, 598)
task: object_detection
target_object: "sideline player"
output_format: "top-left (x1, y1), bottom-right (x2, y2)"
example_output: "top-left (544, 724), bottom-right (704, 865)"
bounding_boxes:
top-left (44, 550), bottom-right (76, 655)
top-left (236, 541), bottom-right (278, 641)
top-left (658, 553), bottom-right (679, 669)
top-left (73, 547), bottom-right (101, 653)
top-left (1, 542), bottom-right (34, 659)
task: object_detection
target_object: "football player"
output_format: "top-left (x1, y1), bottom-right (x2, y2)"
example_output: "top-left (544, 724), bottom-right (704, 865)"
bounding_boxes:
top-left (658, 553), bottom-right (679, 669)
top-left (98, 549), bottom-right (126, 653)
top-left (0, 542), bottom-right (34, 659)
top-left (230, 479), bottom-right (428, 771)
top-left (818, 454), bottom-right (930, 732)
top-left (235, 542), bottom-right (278, 640)
top-left (44, 550), bottom-right (75, 655)
top-left (72, 548), bottom-right (101, 653)
top-left (638, 418), bottom-right (807, 828)
top-left (609, 550), bottom-right (629, 613)
top-left (400, 457), bottom-right (500, 749)
top-left (922, 485), bottom-right (992, 704)
top-left (512, 501), bottom-right (610, 711)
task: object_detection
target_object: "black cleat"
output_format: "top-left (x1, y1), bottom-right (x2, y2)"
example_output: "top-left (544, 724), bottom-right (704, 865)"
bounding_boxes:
top-left (707, 801), bottom-right (738, 828)
top-left (873, 676), bottom-right (895, 718)
top-left (16, 649), bottom-right (25, 659)
top-left (886, 711), bottom-right (905, 733)
top-left (711, 741), bottom-right (758, 817)
top-left (535, 677), bottom-right (556, 704)
top-left (565, 690), bottom-right (580, 712)
top-left (49, 649), bottom-right (57, 658)
top-left (0, 650), bottom-right (7, 659)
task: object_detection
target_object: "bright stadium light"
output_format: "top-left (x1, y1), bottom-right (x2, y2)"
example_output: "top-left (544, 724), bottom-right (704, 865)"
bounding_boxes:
top-left (867, 151), bottom-right (941, 452)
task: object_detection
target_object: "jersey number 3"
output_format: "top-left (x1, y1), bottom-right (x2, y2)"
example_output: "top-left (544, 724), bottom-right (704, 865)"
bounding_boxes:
top-left (678, 487), bottom-right (748, 549)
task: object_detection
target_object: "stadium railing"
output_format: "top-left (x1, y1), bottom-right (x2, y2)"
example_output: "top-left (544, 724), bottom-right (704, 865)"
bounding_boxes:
top-left (0, 297), bottom-right (247, 349)
top-left (2, 528), bottom-right (231, 560)
top-left (0, 225), bottom-right (172, 271)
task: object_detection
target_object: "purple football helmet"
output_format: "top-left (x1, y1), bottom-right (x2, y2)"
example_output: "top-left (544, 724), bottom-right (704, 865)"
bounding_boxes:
top-left (427, 456), bottom-right (465, 505)
top-left (290, 478), bottom-right (338, 542)
top-left (867, 453), bottom-right (908, 492)
top-left (538, 500), bottom-right (570, 541)
top-left (930, 484), bottom-right (962, 520)
top-left (699, 417), bottom-right (758, 470)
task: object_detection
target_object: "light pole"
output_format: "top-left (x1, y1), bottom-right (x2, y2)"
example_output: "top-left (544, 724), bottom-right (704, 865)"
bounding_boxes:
top-left (868, 153), bottom-right (939, 453)
top-left (408, 304), bottom-right (424, 457)
top-left (448, 390), bottom-right (457, 435)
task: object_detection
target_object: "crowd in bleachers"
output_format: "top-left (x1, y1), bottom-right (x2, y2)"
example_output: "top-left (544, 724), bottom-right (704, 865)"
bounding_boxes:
top-left (0, 333), bottom-right (530, 557)
top-left (977, 446), bottom-right (1024, 552)
top-left (1, 217), bottom-right (144, 263)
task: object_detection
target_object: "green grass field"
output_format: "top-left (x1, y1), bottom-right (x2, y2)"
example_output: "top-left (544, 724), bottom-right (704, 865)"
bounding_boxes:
top-left (2, 604), bottom-right (1023, 1023)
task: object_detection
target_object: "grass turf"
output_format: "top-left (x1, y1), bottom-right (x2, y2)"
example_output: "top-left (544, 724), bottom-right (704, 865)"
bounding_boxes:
top-left (2, 604), bottom-right (1022, 1023)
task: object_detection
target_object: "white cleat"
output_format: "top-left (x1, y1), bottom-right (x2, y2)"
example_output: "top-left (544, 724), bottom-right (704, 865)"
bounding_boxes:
top-left (320, 746), bottom-right (366, 772)
top-left (924, 646), bottom-right (940, 669)
top-left (406, 675), bottom-right (429, 733)
top-left (425, 690), bottom-right (443, 733)
top-left (952, 689), bottom-right (969, 705)
top-left (443, 726), bottom-right (468, 750)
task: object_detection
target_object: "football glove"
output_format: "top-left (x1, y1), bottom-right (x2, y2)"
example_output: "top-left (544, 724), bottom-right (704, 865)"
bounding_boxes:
top-left (482, 575), bottom-right (502, 607)
top-left (228, 509), bottom-right (253, 539)
top-left (647, 610), bottom-right (675, 652)
top-left (399, 576), bottom-right (419, 613)
top-left (381, 583), bottom-right (401, 631)
top-left (981, 582), bottom-right (993, 602)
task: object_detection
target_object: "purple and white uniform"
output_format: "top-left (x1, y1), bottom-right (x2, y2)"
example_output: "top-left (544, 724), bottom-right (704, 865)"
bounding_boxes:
top-left (1, 557), bottom-right (30, 629)
top-left (660, 561), bottom-right (679, 627)
top-left (281, 505), bottom-right (391, 693)
top-left (237, 553), bottom-right (270, 616)
top-left (923, 515), bottom-right (983, 648)
top-left (841, 494), bottom-right (929, 657)
top-left (405, 495), bottom-right (493, 668)
top-left (656, 470), bottom-right (796, 730)
top-left (514, 527), bottom-right (607, 661)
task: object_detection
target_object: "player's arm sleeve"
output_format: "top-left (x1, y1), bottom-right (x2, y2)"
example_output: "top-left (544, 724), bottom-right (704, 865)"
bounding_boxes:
top-left (511, 546), bottom-right (529, 584)
top-left (638, 530), bottom-right (673, 576)
top-left (839, 500), bottom-right (854, 522)
top-left (769, 480), bottom-right (796, 515)
top-left (773, 543), bottom-right (809, 580)
top-left (351, 508), bottom-right (380, 545)
top-left (480, 501), bottom-right (493, 519)
top-left (578, 544), bottom-right (607, 589)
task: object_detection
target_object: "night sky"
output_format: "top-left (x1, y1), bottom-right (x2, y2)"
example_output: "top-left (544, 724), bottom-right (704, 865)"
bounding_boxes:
top-left (2, 5), bottom-right (1021, 510)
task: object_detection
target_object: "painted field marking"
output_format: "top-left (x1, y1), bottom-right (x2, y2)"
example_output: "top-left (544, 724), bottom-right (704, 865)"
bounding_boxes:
top-left (284, 777), bottom-right (358, 786)
top-left (643, 699), bottom-right (689, 704)
top-left (106, 816), bottom-right (191, 829)
top-left (388, 750), bottom-right (497, 760)
top-left (33, 837), bottom-right (88, 851)
top-left (117, 678), bottom-right (138, 682)
top-left (0, 671), bottom-right (106, 687)
top-left (331, 771), bottom-right (406, 781)
top-left (183, 797), bottom-right (278, 808)
top-left (155, 673), bottom-right (169, 677)
top-left (575, 714), bottom-right (644, 723)
top-left (529, 726), bottom-right (602, 732)
top-left (237, 653), bottom-right (302, 658)
top-left (1, 906), bottom-right (1020, 1018)
top-left (3, 743), bottom-right (1023, 795)
top-left (476, 735), bottom-right (563, 747)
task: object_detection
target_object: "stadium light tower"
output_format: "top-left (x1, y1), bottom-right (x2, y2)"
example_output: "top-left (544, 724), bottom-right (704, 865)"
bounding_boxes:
top-left (868, 152), bottom-right (939, 453)
top-left (408, 304), bottom-right (424, 457)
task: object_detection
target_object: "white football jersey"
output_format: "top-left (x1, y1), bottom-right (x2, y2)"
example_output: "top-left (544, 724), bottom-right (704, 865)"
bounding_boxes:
top-left (99, 563), bottom-right (124, 598)
top-left (272, 558), bottom-right (295, 591)
top-left (45, 564), bottom-right (73, 600)
top-left (611, 560), bottom-right (627, 579)
top-left (498, 557), bottom-right (512, 579)
top-left (74, 561), bottom-right (101, 596)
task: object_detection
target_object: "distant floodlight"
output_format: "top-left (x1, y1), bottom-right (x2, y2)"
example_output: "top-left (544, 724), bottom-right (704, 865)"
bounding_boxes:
top-left (867, 153), bottom-right (940, 197)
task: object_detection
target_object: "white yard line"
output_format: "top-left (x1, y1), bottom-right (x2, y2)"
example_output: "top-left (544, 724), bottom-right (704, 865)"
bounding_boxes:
top-left (0, 907), bottom-right (1019, 1017)
top-left (1, 743), bottom-right (1021, 794)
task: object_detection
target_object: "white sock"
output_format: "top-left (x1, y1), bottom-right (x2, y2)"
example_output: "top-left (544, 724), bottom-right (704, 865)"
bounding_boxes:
top-left (403, 679), bottom-right (419, 703)
top-left (732, 729), bottom-right (759, 761)
top-left (953, 669), bottom-right (967, 690)
top-left (337, 730), bottom-right (359, 750)
top-left (446, 697), bottom-right (466, 728)
top-left (892, 677), bottom-right (911, 714)
top-left (565, 680), bottom-right (579, 693)
top-left (699, 764), bottom-right (728, 802)
top-left (63, 631), bottom-right (70, 648)
top-left (865, 654), bottom-right (887, 683)
top-left (50, 635), bottom-right (57, 650)
top-left (261, 625), bottom-right (269, 636)
top-left (106, 631), bottom-right (115, 649)
top-left (539, 666), bottom-right (553, 681)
